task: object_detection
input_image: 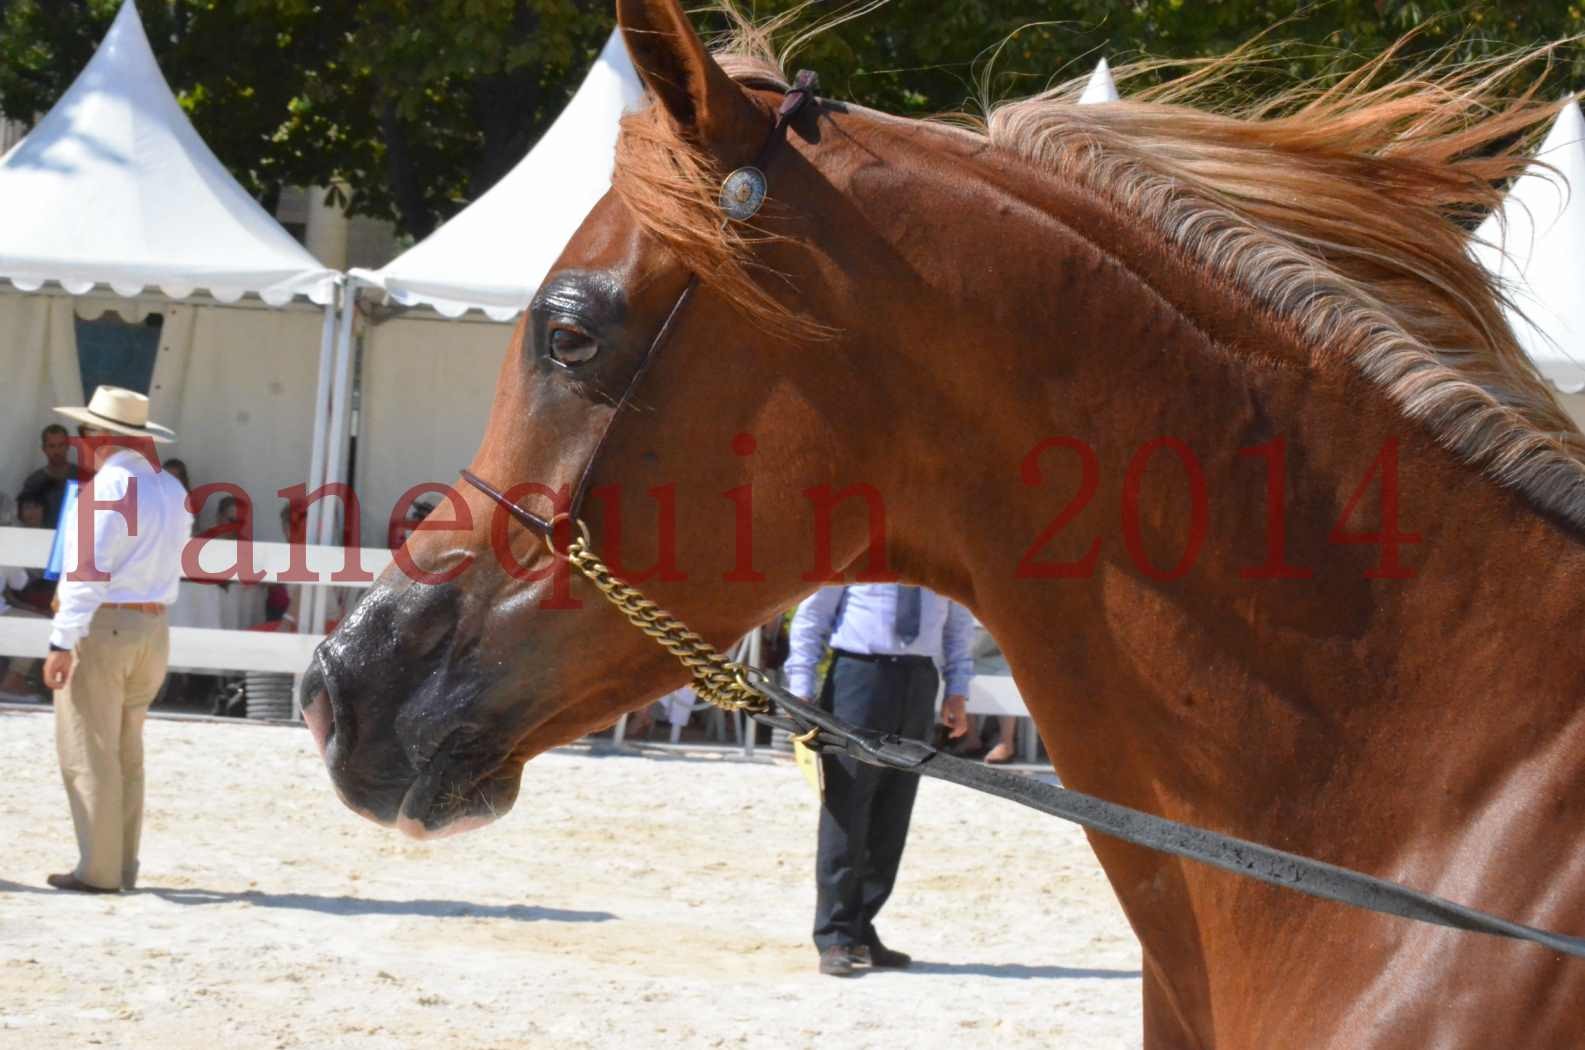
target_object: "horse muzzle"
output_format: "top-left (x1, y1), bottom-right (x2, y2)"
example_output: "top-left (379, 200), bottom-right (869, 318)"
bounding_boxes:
top-left (301, 648), bottom-right (523, 837)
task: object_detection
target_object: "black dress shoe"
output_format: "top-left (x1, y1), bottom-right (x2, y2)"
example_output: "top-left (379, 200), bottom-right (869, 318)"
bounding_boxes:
top-left (46, 872), bottom-right (118, 894)
top-left (855, 941), bottom-right (911, 968)
top-left (818, 945), bottom-right (860, 977)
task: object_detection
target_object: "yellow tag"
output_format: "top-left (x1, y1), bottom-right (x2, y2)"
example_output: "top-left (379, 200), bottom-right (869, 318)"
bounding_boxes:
top-left (794, 738), bottom-right (824, 798)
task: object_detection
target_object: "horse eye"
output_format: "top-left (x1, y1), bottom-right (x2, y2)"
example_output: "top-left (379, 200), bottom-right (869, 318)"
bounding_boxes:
top-left (547, 325), bottom-right (598, 366)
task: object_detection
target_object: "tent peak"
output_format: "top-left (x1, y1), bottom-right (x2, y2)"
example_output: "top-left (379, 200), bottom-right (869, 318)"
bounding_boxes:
top-left (354, 31), bottom-right (643, 319)
top-left (1079, 58), bottom-right (1120, 104)
top-left (0, 0), bottom-right (336, 305)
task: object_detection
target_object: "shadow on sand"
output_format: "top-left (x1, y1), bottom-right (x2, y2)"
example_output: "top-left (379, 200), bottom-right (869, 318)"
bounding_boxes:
top-left (904, 961), bottom-right (1141, 981)
top-left (153, 888), bottom-right (616, 923)
top-left (0, 879), bottom-right (613, 923)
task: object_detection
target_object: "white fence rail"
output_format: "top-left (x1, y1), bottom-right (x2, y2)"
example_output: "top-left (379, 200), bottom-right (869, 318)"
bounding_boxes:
top-left (964, 675), bottom-right (1031, 718)
top-left (0, 526), bottom-right (393, 584)
top-left (0, 616), bottom-right (324, 675)
top-left (0, 526), bottom-right (388, 675)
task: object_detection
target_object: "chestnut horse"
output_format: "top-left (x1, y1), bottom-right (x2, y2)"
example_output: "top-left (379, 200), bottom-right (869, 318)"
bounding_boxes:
top-left (303, 2), bottom-right (1585, 1044)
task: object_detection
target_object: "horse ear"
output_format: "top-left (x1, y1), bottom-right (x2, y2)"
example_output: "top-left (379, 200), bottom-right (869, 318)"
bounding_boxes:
top-left (618, 0), bottom-right (763, 153)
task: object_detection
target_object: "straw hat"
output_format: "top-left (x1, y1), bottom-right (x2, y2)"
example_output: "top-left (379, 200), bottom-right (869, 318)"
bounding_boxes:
top-left (55, 385), bottom-right (176, 444)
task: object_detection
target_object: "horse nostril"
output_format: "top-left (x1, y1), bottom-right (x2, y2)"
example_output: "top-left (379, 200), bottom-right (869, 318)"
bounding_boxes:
top-left (300, 657), bottom-right (341, 760)
top-left (303, 688), bottom-right (334, 759)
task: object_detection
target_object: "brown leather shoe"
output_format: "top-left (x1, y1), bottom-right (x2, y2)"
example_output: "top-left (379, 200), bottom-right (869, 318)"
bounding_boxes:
top-left (818, 945), bottom-right (860, 977)
top-left (855, 940), bottom-right (912, 968)
top-left (47, 872), bottom-right (118, 894)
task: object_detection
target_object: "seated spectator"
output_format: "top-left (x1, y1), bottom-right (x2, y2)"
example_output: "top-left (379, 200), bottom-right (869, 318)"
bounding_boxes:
top-left (279, 499), bottom-right (308, 546)
top-left (264, 499), bottom-right (350, 634)
top-left (982, 717), bottom-right (1020, 763)
top-left (0, 494), bottom-right (47, 699)
top-left (71, 424), bottom-right (98, 483)
top-left (622, 699), bottom-right (659, 741)
top-left (162, 460), bottom-right (204, 537)
top-left (263, 502), bottom-right (307, 627)
top-left (387, 497), bottom-right (438, 550)
top-left (617, 687), bottom-right (702, 742)
top-left (162, 457), bottom-right (191, 491)
top-left (206, 494), bottom-right (259, 557)
top-left (6, 493), bottom-right (58, 615)
top-left (17, 492), bottom-right (46, 530)
top-left (215, 494), bottom-right (248, 532)
top-left (971, 618), bottom-right (1021, 764)
top-left (17, 423), bottom-right (74, 528)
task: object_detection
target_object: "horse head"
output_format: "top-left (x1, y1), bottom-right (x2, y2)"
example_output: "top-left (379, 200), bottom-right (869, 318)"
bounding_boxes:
top-left (300, 0), bottom-right (948, 836)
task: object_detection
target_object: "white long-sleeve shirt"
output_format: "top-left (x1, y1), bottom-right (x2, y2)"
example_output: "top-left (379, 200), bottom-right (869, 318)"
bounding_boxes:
top-left (784, 584), bottom-right (975, 701)
top-left (49, 450), bottom-right (193, 650)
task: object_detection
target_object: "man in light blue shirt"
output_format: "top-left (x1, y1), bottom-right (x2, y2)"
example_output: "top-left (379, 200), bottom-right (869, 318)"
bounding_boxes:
top-left (785, 583), bottom-right (973, 976)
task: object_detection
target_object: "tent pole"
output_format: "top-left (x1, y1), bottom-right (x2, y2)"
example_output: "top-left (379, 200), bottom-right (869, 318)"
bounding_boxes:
top-left (292, 292), bottom-right (340, 721)
top-left (300, 291), bottom-right (337, 628)
top-left (310, 279), bottom-right (359, 645)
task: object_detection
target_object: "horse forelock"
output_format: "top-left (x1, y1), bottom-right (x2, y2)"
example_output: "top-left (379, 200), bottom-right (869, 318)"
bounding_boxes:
top-left (608, 6), bottom-right (1585, 530)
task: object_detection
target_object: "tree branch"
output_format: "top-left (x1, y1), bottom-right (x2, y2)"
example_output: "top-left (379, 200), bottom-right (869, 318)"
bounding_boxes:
top-left (379, 95), bottom-right (435, 239)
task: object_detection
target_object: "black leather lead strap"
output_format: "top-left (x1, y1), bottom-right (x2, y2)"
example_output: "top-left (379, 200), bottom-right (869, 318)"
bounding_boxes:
top-left (750, 680), bottom-right (1585, 960)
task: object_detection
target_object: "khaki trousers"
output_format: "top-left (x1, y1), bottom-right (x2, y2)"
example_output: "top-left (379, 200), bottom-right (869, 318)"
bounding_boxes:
top-left (55, 606), bottom-right (170, 890)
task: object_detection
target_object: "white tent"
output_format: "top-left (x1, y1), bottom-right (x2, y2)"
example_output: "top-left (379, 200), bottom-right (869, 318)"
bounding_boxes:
top-left (351, 31), bottom-right (645, 320)
top-left (1472, 99), bottom-right (1585, 395)
top-left (345, 31), bottom-right (645, 554)
top-left (0, 0), bottom-right (336, 304)
top-left (0, 0), bottom-right (345, 648)
top-left (1079, 58), bottom-right (1120, 104)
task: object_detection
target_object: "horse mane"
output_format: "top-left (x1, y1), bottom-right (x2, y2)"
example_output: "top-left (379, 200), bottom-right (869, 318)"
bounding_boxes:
top-left (610, 11), bottom-right (1585, 529)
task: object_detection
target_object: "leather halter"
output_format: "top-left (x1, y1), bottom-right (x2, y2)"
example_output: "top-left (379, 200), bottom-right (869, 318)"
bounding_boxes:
top-left (461, 70), bottom-right (820, 547)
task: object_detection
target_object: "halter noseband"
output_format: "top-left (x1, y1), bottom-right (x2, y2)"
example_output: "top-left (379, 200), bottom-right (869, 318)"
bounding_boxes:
top-left (461, 70), bottom-right (820, 549)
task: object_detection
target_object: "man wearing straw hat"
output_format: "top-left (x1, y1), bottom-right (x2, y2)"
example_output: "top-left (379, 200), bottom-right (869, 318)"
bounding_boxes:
top-left (41, 386), bottom-right (192, 894)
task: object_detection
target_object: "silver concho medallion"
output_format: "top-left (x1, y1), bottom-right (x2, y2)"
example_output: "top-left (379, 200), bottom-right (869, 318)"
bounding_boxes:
top-left (719, 166), bottom-right (768, 221)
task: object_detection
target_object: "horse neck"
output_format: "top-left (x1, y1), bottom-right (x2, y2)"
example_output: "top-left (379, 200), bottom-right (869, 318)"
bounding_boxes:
top-left (779, 105), bottom-right (1585, 1043)
top-left (832, 112), bottom-right (1585, 880)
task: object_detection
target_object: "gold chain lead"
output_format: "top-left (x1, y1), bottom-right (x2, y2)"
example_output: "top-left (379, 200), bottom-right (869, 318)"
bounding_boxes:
top-left (561, 533), bottom-right (768, 714)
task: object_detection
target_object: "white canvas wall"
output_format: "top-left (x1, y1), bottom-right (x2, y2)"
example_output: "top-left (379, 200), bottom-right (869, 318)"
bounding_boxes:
top-left (356, 313), bottom-right (513, 549)
top-left (150, 302), bottom-right (324, 541)
top-left (0, 290), bottom-right (323, 543)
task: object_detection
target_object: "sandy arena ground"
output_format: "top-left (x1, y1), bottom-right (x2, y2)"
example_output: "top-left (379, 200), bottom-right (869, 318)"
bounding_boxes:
top-left (0, 706), bottom-right (1140, 1048)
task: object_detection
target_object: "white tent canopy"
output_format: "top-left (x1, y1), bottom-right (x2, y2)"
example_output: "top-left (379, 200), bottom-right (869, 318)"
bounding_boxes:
top-left (0, 0), bottom-right (336, 305)
top-left (1472, 99), bottom-right (1585, 394)
top-left (351, 31), bottom-right (645, 320)
top-left (1079, 58), bottom-right (1120, 103)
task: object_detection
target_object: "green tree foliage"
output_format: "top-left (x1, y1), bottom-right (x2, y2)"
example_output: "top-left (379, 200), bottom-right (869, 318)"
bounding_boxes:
top-left (1, 2), bottom-right (1579, 239)
top-left (713, 2), bottom-right (1585, 118)
top-left (0, 0), bottom-right (608, 237)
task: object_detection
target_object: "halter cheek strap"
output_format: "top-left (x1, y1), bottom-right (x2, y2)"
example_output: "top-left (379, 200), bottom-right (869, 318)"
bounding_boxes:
top-left (461, 69), bottom-right (820, 545)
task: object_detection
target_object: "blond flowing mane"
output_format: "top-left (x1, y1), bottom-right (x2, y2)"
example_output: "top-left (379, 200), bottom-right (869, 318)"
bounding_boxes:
top-left (611, 12), bottom-right (1585, 529)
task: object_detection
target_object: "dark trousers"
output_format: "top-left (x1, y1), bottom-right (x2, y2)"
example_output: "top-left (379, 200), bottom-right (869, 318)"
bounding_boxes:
top-left (812, 651), bottom-right (938, 951)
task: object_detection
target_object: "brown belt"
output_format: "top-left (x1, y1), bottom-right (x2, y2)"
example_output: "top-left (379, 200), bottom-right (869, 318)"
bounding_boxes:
top-left (102, 602), bottom-right (167, 615)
